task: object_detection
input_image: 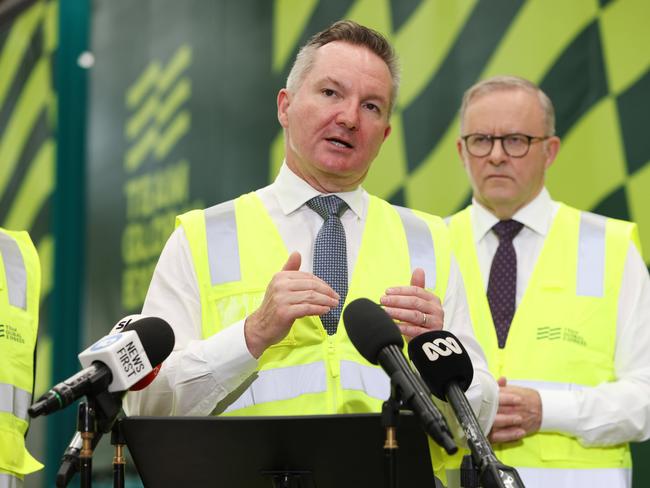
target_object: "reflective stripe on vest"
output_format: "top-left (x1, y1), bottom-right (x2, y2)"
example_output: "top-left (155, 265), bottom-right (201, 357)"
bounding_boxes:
top-left (205, 201), bottom-right (438, 289)
top-left (577, 212), bottom-right (606, 297)
top-left (0, 473), bottom-right (23, 488)
top-left (394, 206), bottom-right (436, 289)
top-left (224, 360), bottom-right (390, 413)
top-left (0, 384), bottom-right (31, 422)
top-left (339, 360), bottom-right (390, 401)
top-left (0, 233), bottom-right (27, 310)
top-left (205, 201), bottom-right (240, 285)
top-left (225, 362), bottom-right (327, 413)
top-left (514, 466), bottom-right (630, 488)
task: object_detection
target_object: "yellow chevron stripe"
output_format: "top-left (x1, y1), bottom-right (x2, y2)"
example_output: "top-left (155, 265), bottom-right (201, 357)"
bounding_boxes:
top-left (155, 110), bottom-right (190, 161)
top-left (0, 58), bottom-right (50, 199)
top-left (36, 233), bottom-right (53, 301)
top-left (4, 138), bottom-right (54, 231)
top-left (394, 0), bottom-right (476, 108)
top-left (157, 45), bottom-right (192, 94)
top-left (547, 97), bottom-right (627, 210)
top-left (346, 0), bottom-right (392, 40)
top-left (481, 0), bottom-right (598, 82)
top-left (124, 126), bottom-right (158, 172)
top-left (269, 129), bottom-right (284, 182)
top-left (125, 92), bottom-right (159, 140)
top-left (43, 0), bottom-right (58, 55)
top-left (628, 163), bottom-right (650, 264)
top-left (273, 0), bottom-right (318, 73)
top-left (600, 0), bottom-right (650, 95)
top-left (0, 2), bottom-right (44, 111)
top-left (33, 332), bottom-right (52, 396)
top-left (155, 77), bottom-right (191, 127)
top-left (126, 61), bottom-right (161, 109)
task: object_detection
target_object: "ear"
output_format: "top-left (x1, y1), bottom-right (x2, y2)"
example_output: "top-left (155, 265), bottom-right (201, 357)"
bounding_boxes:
top-left (456, 138), bottom-right (467, 167)
top-left (383, 124), bottom-right (392, 141)
top-left (277, 88), bottom-right (291, 128)
top-left (543, 136), bottom-right (561, 170)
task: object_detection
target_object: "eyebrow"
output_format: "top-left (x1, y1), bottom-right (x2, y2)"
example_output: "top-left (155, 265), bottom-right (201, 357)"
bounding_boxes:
top-left (320, 76), bottom-right (389, 107)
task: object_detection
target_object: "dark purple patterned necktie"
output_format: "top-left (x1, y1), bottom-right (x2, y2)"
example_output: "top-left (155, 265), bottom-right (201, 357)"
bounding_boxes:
top-left (487, 219), bottom-right (524, 348)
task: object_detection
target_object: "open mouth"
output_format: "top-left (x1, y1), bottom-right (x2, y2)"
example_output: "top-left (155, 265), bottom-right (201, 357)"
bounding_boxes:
top-left (326, 137), bottom-right (353, 149)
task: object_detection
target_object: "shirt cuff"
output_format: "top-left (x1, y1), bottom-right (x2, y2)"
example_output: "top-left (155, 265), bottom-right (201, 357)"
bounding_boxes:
top-left (201, 319), bottom-right (258, 380)
top-left (539, 388), bottom-right (579, 434)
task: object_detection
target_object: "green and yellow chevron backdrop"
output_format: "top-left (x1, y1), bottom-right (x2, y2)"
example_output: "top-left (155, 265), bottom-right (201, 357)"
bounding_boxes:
top-left (271, 0), bottom-right (650, 263)
top-left (0, 0), bottom-right (57, 398)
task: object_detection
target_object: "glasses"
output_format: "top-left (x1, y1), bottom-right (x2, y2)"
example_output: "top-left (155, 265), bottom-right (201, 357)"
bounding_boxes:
top-left (461, 133), bottom-right (550, 158)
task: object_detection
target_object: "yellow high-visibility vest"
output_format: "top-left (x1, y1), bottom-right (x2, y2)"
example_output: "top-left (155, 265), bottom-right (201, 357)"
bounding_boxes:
top-left (0, 228), bottom-right (43, 485)
top-left (448, 204), bottom-right (637, 480)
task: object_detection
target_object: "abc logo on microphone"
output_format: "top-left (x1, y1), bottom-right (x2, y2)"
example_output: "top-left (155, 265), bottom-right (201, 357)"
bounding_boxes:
top-left (420, 335), bottom-right (463, 362)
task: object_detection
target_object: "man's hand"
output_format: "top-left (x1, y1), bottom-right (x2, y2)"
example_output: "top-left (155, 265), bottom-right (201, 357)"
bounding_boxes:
top-left (379, 267), bottom-right (444, 339)
top-left (244, 252), bottom-right (339, 358)
top-left (488, 377), bottom-right (542, 443)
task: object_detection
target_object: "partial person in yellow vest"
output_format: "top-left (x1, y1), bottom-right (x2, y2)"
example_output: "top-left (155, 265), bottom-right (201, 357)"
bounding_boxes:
top-left (125, 20), bottom-right (497, 480)
top-left (0, 228), bottom-right (43, 487)
top-left (447, 75), bottom-right (650, 487)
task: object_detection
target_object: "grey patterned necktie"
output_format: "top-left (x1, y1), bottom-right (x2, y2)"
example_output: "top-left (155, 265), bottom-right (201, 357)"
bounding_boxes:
top-left (487, 219), bottom-right (524, 348)
top-left (307, 195), bottom-right (349, 335)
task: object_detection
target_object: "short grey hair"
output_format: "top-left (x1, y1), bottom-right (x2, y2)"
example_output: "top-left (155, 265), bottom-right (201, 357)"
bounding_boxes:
top-left (286, 20), bottom-right (400, 114)
top-left (459, 75), bottom-right (556, 136)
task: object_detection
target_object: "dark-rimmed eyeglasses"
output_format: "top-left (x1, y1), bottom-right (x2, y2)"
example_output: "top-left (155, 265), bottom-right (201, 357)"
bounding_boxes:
top-left (461, 133), bottom-right (550, 158)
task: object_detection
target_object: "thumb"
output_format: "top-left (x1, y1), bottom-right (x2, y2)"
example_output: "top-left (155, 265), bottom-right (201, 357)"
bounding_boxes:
top-left (282, 251), bottom-right (302, 271)
top-left (497, 376), bottom-right (507, 387)
top-left (410, 267), bottom-right (425, 288)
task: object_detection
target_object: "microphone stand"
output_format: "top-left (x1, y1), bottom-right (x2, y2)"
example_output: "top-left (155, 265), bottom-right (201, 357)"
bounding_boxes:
top-left (381, 384), bottom-right (401, 488)
top-left (447, 384), bottom-right (524, 488)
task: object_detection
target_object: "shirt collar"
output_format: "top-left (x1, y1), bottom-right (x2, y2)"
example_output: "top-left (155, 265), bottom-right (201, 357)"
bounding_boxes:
top-left (471, 187), bottom-right (556, 243)
top-left (272, 162), bottom-right (365, 219)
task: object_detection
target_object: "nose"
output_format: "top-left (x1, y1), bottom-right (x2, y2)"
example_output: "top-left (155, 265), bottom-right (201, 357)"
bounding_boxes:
top-left (336, 101), bottom-right (359, 131)
top-left (487, 138), bottom-right (507, 165)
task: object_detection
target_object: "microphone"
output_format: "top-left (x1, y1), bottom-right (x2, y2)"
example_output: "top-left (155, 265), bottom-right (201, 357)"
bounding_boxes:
top-left (408, 330), bottom-right (525, 488)
top-left (29, 316), bottom-right (175, 418)
top-left (343, 298), bottom-right (457, 454)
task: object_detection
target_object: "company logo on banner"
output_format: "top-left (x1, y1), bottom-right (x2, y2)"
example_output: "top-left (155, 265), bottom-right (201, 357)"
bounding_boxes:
top-left (121, 44), bottom-right (201, 311)
top-left (270, 0), bottom-right (650, 263)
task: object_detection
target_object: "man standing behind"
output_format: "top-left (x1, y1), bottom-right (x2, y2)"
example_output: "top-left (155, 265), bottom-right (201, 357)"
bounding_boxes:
top-left (448, 75), bottom-right (650, 487)
top-left (126, 20), bottom-right (496, 473)
top-left (0, 228), bottom-right (42, 486)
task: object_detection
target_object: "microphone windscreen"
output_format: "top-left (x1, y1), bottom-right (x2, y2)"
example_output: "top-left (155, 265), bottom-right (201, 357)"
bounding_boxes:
top-left (122, 316), bottom-right (175, 366)
top-left (343, 298), bottom-right (403, 364)
top-left (408, 330), bottom-right (473, 400)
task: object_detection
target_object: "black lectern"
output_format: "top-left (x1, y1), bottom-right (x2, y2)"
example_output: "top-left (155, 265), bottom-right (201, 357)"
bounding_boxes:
top-left (120, 412), bottom-right (443, 487)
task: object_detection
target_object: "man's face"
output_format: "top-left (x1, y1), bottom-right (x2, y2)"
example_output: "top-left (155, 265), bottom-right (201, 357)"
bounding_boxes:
top-left (457, 88), bottom-right (560, 218)
top-left (277, 41), bottom-right (392, 192)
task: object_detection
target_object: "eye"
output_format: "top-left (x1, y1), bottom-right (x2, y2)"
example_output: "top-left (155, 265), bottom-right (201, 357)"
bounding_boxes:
top-left (322, 88), bottom-right (336, 97)
top-left (364, 102), bottom-right (380, 113)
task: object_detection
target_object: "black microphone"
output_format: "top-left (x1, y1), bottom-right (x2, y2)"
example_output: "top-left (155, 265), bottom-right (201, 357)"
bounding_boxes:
top-left (343, 298), bottom-right (457, 454)
top-left (29, 316), bottom-right (175, 418)
top-left (408, 330), bottom-right (525, 488)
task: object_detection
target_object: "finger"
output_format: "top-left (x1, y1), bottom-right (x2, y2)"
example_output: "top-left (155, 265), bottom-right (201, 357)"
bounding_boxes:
top-left (410, 267), bottom-right (425, 288)
top-left (397, 323), bottom-right (431, 339)
top-left (383, 286), bottom-right (438, 301)
top-left (380, 294), bottom-right (439, 314)
top-left (282, 251), bottom-right (302, 271)
top-left (497, 376), bottom-right (507, 387)
top-left (491, 413), bottom-right (523, 429)
top-left (286, 302), bottom-right (334, 319)
top-left (382, 306), bottom-right (431, 327)
top-left (488, 427), bottom-right (526, 444)
top-left (283, 278), bottom-right (339, 299)
top-left (288, 289), bottom-right (340, 308)
top-left (498, 391), bottom-right (523, 407)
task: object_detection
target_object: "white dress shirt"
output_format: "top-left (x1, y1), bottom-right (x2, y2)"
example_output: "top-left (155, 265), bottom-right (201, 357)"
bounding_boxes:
top-left (471, 188), bottom-right (650, 445)
top-left (125, 163), bottom-right (498, 438)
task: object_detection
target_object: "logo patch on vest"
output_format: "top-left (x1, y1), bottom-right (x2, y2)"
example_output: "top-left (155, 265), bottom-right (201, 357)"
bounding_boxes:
top-left (0, 324), bottom-right (25, 344)
top-left (536, 326), bottom-right (586, 346)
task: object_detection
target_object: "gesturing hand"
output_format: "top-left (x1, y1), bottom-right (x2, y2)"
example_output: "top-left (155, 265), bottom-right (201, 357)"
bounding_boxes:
top-left (380, 267), bottom-right (444, 340)
top-left (244, 251), bottom-right (339, 358)
top-left (488, 377), bottom-right (542, 443)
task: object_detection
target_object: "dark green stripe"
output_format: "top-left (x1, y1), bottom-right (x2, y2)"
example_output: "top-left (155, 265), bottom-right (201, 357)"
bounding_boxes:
top-left (402, 0), bottom-right (525, 172)
top-left (0, 18), bottom-right (43, 138)
top-left (391, 0), bottom-right (424, 33)
top-left (592, 186), bottom-right (630, 220)
top-left (616, 69), bottom-right (650, 175)
top-left (540, 21), bottom-right (608, 138)
top-left (0, 109), bottom-right (49, 226)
